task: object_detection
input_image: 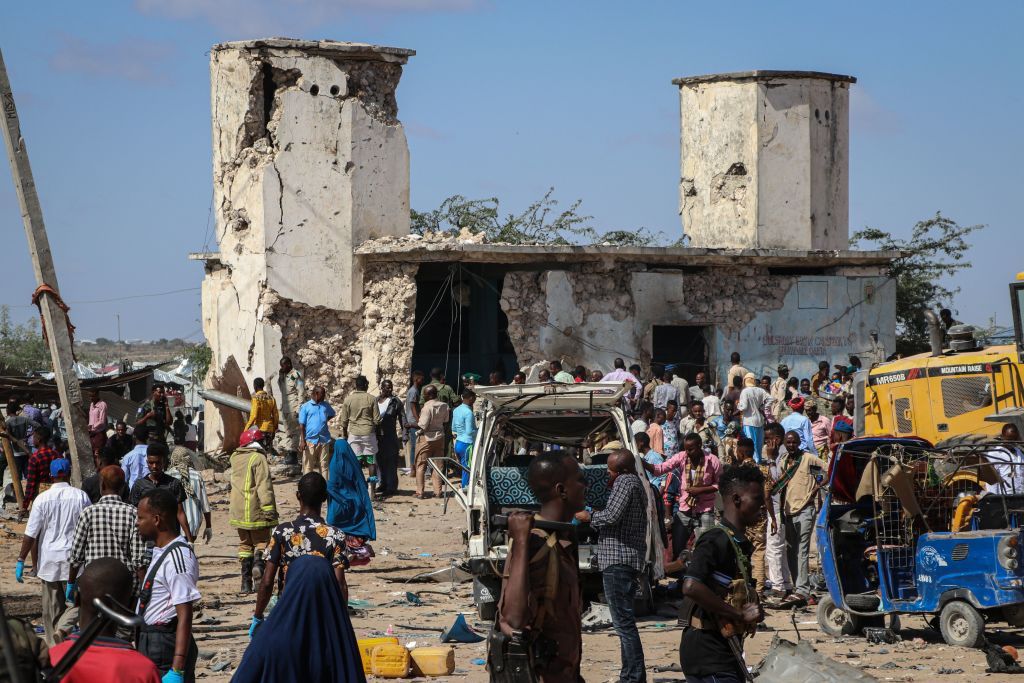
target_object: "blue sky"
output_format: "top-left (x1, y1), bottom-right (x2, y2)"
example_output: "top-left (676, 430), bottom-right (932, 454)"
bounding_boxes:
top-left (1, 1), bottom-right (1021, 342)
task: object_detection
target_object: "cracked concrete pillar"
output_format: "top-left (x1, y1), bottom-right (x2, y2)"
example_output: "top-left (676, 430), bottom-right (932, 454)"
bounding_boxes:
top-left (674, 71), bottom-right (854, 250)
top-left (200, 38), bottom-right (415, 450)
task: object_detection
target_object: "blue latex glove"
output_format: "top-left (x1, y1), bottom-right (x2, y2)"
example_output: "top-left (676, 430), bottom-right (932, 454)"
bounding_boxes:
top-left (65, 583), bottom-right (76, 602)
top-left (162, 669), bottom-right (184, 683)
top-left (15, 560), bottom-right (24, 583)
top-left (249, 616), bottom-right (263, 639)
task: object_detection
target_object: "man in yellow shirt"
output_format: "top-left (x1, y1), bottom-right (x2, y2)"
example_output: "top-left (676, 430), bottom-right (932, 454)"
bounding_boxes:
top-left (244, 378), bottom-right (279, 449)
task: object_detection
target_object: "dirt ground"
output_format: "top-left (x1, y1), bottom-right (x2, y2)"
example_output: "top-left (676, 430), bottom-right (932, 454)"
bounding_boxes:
top-left (4, 469), bottom-right (1024, 682)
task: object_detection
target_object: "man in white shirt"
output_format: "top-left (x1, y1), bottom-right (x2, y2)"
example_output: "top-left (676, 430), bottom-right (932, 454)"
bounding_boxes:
top-left (15, 458), bottom-right (90, 645)
top-left (136, 488), bottom-right (201, 682)
top-left (738, 373), bottom-right (774, 463)
top-left (984, 424), bottom-right (1024, 497)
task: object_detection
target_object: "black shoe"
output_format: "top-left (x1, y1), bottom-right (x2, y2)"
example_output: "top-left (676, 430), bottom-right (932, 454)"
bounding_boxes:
top-left (240, 558), bottom-right (254, 594)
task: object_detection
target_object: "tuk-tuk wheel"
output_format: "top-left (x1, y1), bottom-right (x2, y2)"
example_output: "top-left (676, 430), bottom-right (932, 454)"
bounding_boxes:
top-left (816, 595), bottom-right (859, 637)
top-left (939, 600), bottom-right (986, 648)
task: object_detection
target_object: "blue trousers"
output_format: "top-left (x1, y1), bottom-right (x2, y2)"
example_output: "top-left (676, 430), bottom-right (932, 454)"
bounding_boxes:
top-left (454, 440), bottom-right (472, 488)
top-left (742, 425), bottom-right (764, 463)
top-left (603, 564), bottom-right (646, 682)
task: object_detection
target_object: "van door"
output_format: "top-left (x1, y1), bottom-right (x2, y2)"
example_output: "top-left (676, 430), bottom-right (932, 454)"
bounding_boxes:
top-left (889, 386), bottom-right (916, 436)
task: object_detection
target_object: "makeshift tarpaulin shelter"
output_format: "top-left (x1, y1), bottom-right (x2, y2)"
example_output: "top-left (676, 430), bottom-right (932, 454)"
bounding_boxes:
top-left (0, 367), bottom-right (155, 408)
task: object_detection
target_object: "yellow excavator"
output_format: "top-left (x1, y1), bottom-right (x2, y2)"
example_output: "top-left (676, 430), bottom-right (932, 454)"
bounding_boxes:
top-left (856, 274), bottom-right (1024, 447)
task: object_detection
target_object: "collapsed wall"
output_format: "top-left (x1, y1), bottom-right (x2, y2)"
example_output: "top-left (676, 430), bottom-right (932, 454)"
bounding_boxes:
top-left (200, 39), bottom-right (416, 449)
top-left (501, 265), bottom-right (791, 370)
top-left (501, 264), bottom-right (894, 385)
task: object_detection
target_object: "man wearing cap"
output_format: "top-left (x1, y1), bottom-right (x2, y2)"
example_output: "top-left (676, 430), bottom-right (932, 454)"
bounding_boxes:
top-left (771, 365), bottom-right (790, 421)
top-left (780, 397), bottom-right (815, 453)
top-left (830, 417), bottom-right (854, 455)
top-left (15, 458), bottom-right (90, 645)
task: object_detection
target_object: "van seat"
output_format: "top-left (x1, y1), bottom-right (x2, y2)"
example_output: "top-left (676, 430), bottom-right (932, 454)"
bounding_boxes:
top-left (487, 464), bottom-right (610, 509)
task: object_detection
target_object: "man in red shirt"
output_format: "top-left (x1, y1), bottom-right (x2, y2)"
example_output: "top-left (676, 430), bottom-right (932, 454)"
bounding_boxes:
top-left (23, 425), bottom-right (61, 510)
top-left (49, 557), bottom-right (160, 683)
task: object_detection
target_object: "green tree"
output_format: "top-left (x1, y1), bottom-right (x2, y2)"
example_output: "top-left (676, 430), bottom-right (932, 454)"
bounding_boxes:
top-left (852, 213), bottom-right (983, 356)
top-left (184, 342), bottom-right (212, 383)
top-left (412, 187), bottom-right (670, 247)
top-left (0, 306), bottom-right (51, 374)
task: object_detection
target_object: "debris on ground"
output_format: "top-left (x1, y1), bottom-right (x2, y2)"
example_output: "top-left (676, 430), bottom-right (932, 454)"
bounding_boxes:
top-left (755, 636), bottom-right (879, 682)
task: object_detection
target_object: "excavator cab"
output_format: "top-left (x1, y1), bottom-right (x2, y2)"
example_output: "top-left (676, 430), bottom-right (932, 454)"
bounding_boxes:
top-left (1011, 274), bottom-right (1024, 365)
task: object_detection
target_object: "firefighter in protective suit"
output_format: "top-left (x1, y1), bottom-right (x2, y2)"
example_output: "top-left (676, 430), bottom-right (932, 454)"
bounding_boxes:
top-left (230, 427), bottom-right (279, 594)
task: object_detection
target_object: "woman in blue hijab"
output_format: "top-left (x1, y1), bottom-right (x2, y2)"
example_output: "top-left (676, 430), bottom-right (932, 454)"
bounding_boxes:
top-left (327, 438), bottom-right (377, 540)
top-left (233, 554), bottom-right (366, 683)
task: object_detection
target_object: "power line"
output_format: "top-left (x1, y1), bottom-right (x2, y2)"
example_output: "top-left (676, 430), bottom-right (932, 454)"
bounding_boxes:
top-left (7, 287), bottom-right (201, 308)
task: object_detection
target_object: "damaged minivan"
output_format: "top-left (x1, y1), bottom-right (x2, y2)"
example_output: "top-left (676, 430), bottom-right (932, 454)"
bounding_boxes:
top-left (430, 382), bottom-right (664, 620)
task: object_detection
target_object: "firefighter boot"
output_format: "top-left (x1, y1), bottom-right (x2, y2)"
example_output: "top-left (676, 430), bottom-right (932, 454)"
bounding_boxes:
top-left (240, 557), bottom-right (254, 594)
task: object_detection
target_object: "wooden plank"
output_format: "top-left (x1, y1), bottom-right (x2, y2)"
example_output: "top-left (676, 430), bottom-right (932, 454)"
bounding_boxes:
top-left (0, 434), bottom-right (24, 507)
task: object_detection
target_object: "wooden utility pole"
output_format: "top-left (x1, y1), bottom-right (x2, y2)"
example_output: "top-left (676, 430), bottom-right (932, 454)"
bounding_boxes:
top-left (0, 434), bottom-right (24, 507)
top-left (0, 48), bottom-right (92, 487)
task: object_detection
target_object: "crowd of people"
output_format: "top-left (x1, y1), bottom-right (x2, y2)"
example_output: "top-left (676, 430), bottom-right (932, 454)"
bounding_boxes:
top-left (1, 349), bottom-right (867, 683)
top-left (2, 367), bottom-right (377, 683)
top-left (491, 351), bottom-right (865, 683)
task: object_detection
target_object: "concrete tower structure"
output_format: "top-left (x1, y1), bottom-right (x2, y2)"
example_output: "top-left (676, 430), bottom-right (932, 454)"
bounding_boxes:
top-left (198, 39), bottom-right (415, 448)
top-left (675, 70), bottom-right (855, 251)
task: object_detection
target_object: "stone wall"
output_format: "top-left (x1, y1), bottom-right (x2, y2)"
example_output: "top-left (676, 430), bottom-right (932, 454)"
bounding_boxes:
top-left (267, 261), bottom-right (416, 407)
top-left (500, 265), bottom-right (893, 386)
top-left (201, 40), bottom-right (415, 449)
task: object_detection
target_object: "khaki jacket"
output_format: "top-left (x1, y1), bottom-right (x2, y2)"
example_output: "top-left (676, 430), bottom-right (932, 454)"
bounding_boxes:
top-left (418, 400), bottom-right (450, 442)
top-left (277, 369), bottom-right (305, 416)
top-left (339, 390), bottom-right (381, 437)
top-left (778, 450), bottom-right (825, 515)
top-left (229, 447), bottom-right (278, 530)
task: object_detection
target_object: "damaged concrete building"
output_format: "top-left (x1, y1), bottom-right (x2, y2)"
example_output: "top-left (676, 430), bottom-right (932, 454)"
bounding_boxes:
top-left (192, 39), bottom-right (896, 449)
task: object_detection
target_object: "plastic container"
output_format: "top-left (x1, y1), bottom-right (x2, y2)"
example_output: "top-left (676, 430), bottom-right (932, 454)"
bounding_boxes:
top-left (357, 637), bottom-right (399, 674)
top-left (410, 646), bottom-right (456, 676)
top-left (370, 643), bottom-right (410, 678)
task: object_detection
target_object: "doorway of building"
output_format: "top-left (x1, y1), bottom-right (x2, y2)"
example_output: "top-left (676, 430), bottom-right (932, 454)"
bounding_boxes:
top-left (652, 325), bottom-right (709, 384)
top-left (410, 263), bottom-right (519, 390)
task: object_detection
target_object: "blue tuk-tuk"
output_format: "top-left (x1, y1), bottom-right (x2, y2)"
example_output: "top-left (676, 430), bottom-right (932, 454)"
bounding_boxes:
top-left (816, 436), bottom-right (1024, 647)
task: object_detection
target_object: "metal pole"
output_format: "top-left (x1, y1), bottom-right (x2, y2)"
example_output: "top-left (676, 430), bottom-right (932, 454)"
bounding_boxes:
top-left (0, 48), bottom-right (93, 486)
